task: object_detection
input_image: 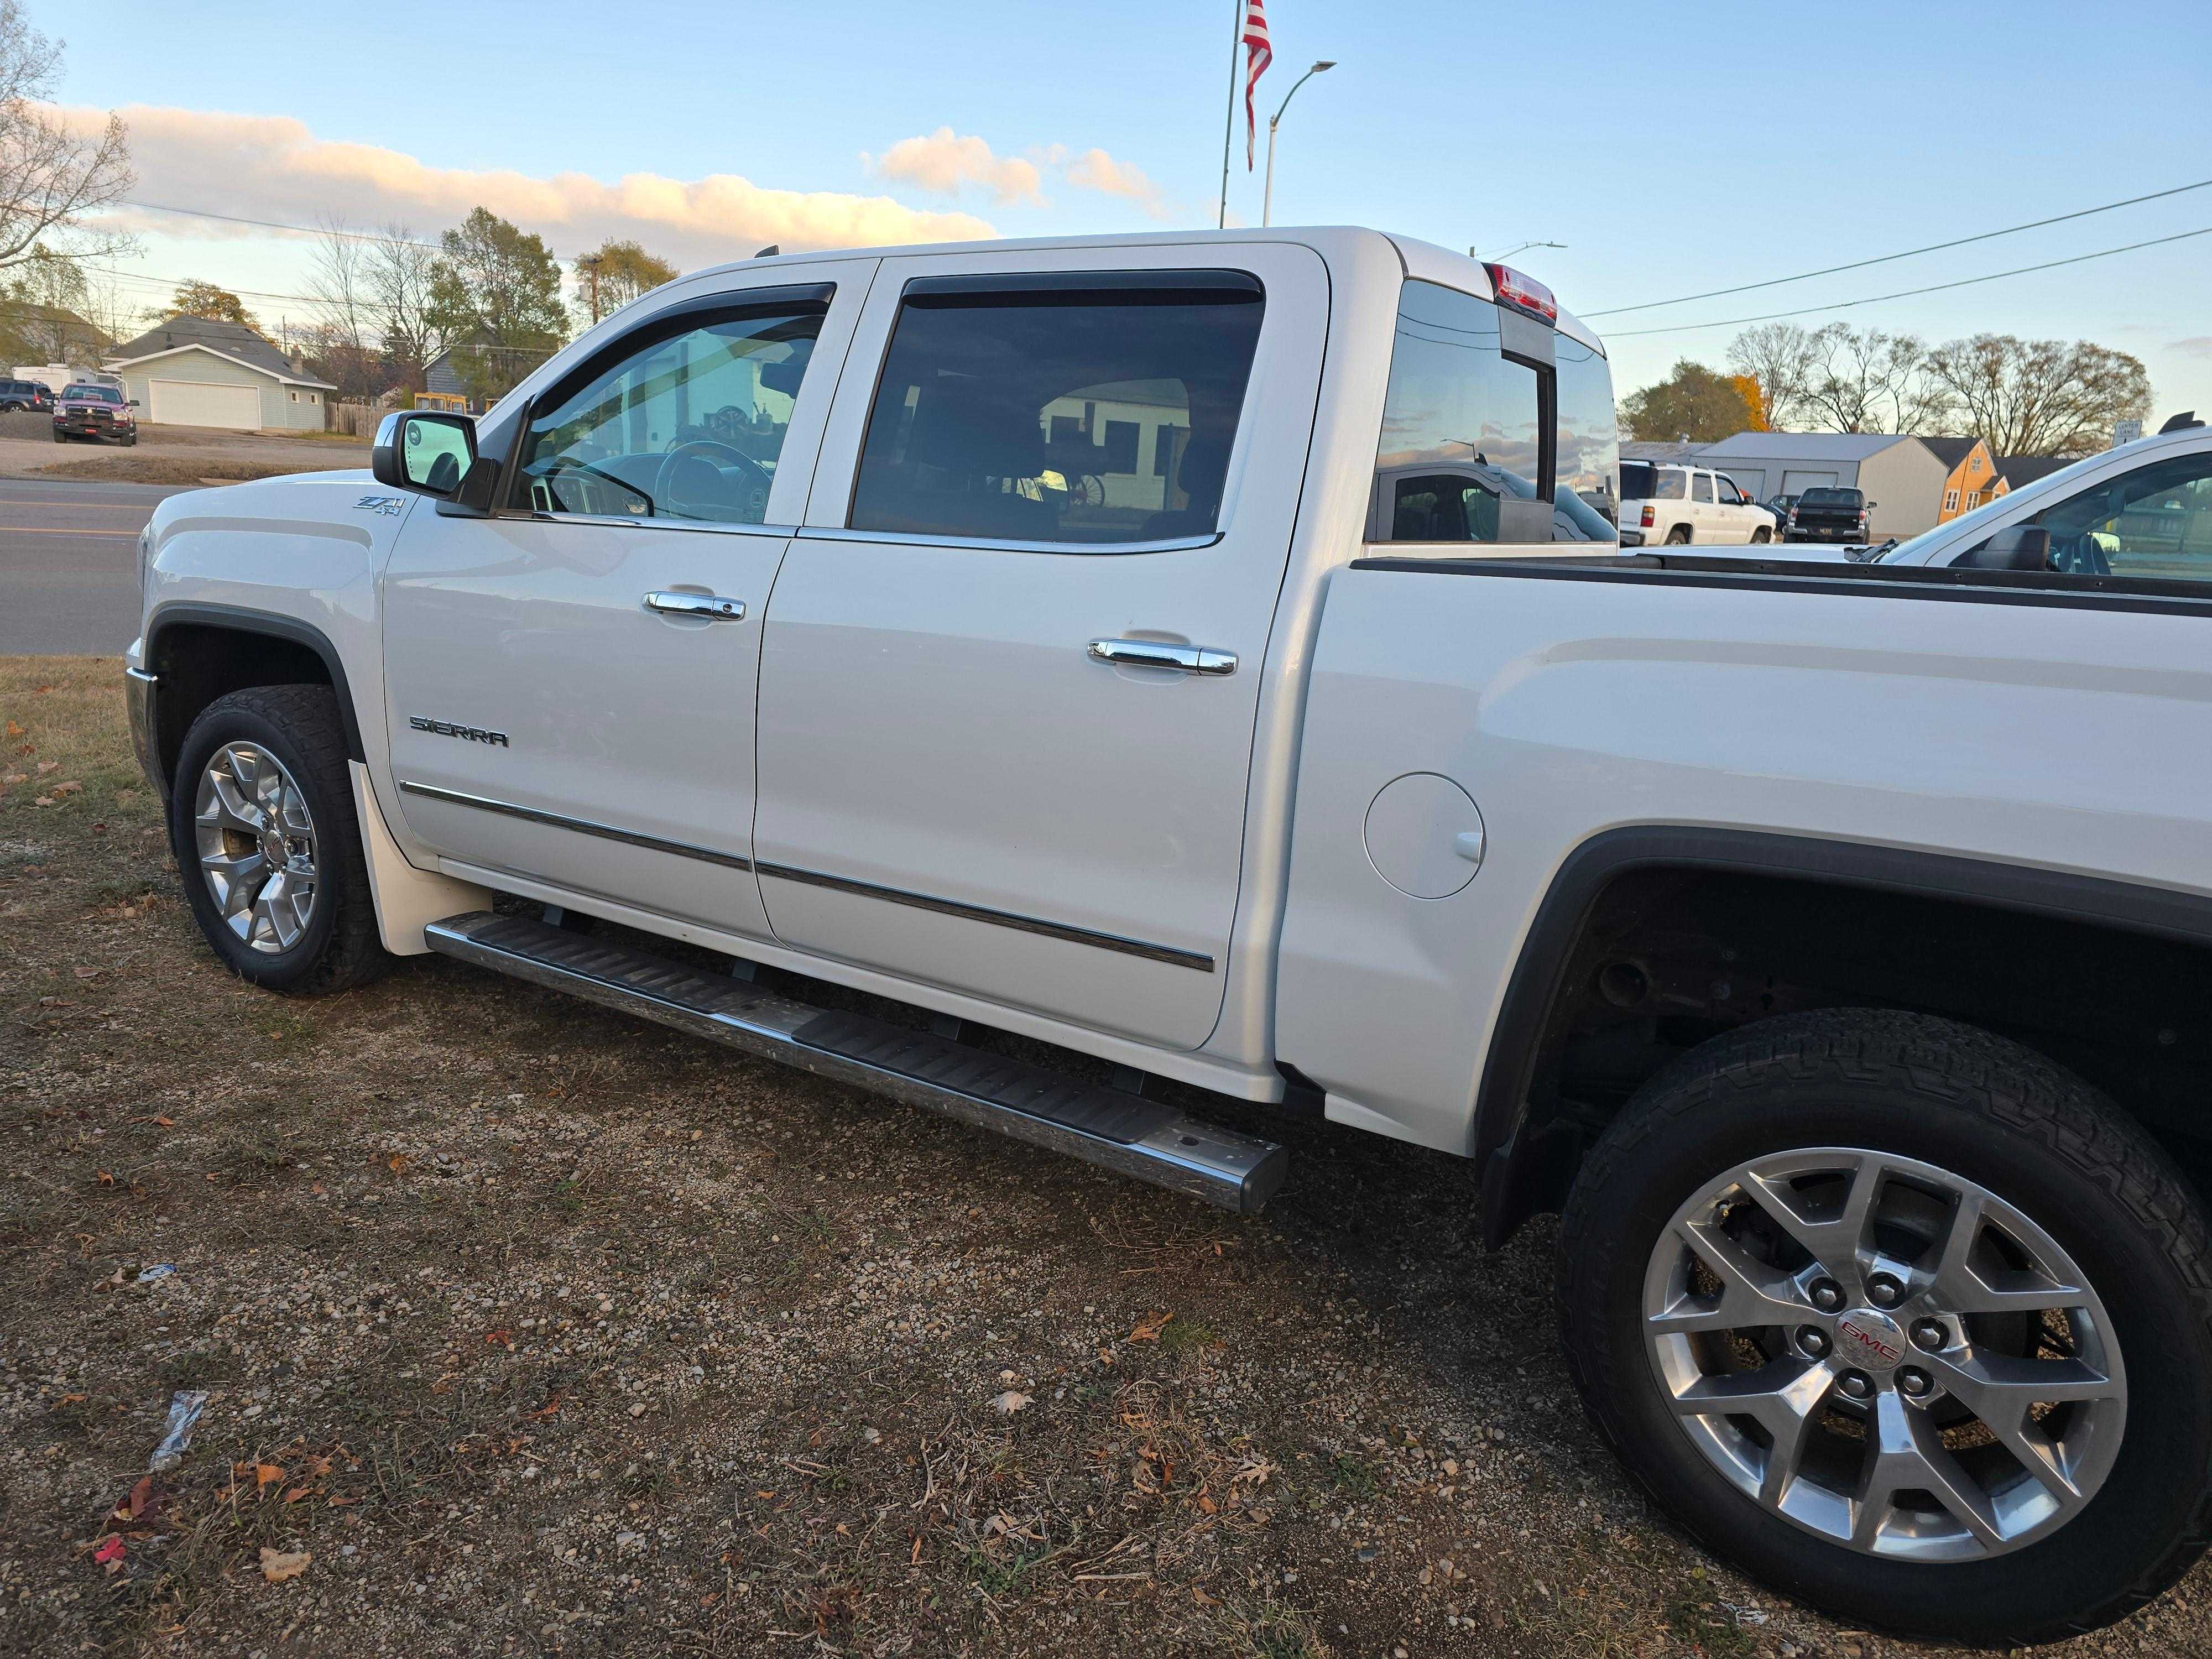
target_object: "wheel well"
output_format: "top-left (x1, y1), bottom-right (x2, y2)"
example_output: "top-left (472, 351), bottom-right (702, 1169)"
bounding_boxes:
top-left (146, 619), bottom-right (354, 790)
top-left (1483, 856), bottom-right (2212, 1242)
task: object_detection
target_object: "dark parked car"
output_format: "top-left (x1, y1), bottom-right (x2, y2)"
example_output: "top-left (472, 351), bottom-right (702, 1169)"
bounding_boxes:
top-left (53, 382), bottom-right (137, 446)
top-left (0, 377), bottom-right (53, 411)
top-left (1763, 493), bottom-right (1798, 531)
top-left (1785, 484), bottom-right (1871, 543)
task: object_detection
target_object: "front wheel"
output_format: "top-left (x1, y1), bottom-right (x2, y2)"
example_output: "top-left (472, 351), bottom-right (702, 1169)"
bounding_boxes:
top-left (1751, 527), bottom-right (1771, 544)
top-left (169, 685), bottom-right (390, 994)
top-left (1556, 1009), bottom-right (2212, 1645)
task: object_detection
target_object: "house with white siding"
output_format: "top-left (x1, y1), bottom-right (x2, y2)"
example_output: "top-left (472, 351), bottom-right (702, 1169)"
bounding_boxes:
top-left (105, 316), bottom-right (336, 431)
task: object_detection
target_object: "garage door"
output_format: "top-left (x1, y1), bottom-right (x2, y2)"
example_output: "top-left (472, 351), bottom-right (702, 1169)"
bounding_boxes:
top-left (1781, 468), bottom-right (1841, 495)
top-left (149, 379), bottom-right (262, 430)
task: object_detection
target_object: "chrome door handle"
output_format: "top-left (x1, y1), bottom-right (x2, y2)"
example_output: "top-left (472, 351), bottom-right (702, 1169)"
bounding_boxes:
top-left (644, 591), bottom-right (745, 622)
top-left (1087, 638), bottom-right (1237, 676)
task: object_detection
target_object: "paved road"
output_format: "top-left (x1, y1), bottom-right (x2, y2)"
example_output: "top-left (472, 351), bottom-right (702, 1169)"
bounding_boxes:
top-left (0, 478), bottom-right (186, 655)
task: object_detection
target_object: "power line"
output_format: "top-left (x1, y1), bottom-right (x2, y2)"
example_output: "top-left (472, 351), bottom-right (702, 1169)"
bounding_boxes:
top-left (1603, 223), bottom-right (2212, 338)
top-left (110, 199), bottom-right (446, 250)
top-left (1582, 176), bottom-right (2212, 317)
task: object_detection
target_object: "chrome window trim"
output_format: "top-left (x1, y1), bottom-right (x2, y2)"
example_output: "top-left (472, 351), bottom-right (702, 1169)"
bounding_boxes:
top-left (397, 781), bottom-right (754, 871)
top-left (500, 510), bottom-right (799, 540)
top-left (799, 525), bottom-right (1223, 556)
top-left (755, 860), bottom-right (1215, 972)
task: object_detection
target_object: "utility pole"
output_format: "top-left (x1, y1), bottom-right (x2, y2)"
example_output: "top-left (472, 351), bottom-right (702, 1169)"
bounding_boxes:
top-left (1262, 60), bottom-right (1335, 228)
top-left (579, 254), bottom-right (603, 325)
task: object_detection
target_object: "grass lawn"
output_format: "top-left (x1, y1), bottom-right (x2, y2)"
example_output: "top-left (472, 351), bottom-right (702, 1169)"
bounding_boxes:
top-left (4, 655), bottom-right (2208, 1657)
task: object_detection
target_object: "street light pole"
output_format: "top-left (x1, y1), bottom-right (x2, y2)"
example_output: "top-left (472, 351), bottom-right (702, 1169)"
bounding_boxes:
top-left (1262, 60), bottom-right (1336, 228)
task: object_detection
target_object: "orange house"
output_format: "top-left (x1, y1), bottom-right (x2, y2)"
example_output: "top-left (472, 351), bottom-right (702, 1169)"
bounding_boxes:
top-left (1922, 436), bottom-right (2011, 523)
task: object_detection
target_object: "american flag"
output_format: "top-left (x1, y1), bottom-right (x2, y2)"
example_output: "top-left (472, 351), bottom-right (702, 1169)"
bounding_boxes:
top-left (1243, 0), bottom-right (1272, 169)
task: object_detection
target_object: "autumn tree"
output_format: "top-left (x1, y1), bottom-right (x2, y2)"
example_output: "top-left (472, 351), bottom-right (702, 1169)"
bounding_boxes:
top-left (1620, 359), bottom-right (1756, 443)
top-left (367, 222), bottom-right (446, 394)
top-left (572, 238), bottom-right (678, 327)
top-left (159, 278), bottom-right (261, 333)
top-left (426, 207), bottom-right (567, 399)
top-left (1798, 325), bottom-right (1953, 435)
top-left (1923, 334), bottom-right (2152, 458)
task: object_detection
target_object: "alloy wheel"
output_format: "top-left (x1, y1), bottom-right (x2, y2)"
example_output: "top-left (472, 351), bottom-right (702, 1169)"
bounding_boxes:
top-left (1642, 1146), bottom-right (2125, 1562)
top-left (192, 742), bottom-right (321, 954)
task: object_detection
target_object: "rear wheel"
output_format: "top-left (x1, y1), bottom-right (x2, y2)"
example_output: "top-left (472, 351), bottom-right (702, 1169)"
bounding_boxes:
top-left (1665, 524), bottom-right (1692, 545)
top-left (1751, 527), bottom-right (1771, 545)
top-left (169, 685), bottom-right (389, 995)
top-left (1557, 1010), bottom-right (2212, 1644)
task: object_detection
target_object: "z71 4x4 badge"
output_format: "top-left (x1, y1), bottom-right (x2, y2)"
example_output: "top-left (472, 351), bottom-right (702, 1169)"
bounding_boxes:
top-left (409, 716), bottom-right (509, 747)
top-left (353, 494), bottom-right (405, 515)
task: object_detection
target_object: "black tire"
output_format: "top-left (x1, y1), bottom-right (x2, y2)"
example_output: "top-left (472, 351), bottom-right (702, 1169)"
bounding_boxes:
top-left (1665, 524), bottom-right (1692, 545)
top-left (1557, 1009), bottom-right (2212, 1645)
top-left (169, 684), bottom-right (390, 995)
top-left (1751, 527), bottom-right (1771, 545)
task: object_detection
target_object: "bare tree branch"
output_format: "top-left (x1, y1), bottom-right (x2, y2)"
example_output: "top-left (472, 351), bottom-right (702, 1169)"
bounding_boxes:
top-left (0, 1), bottom-right (133, 274)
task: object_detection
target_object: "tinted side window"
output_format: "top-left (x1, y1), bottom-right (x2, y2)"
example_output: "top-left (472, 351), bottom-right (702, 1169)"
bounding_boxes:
top-left (2033, 452), bottom-right (2212, 581)
top-left (1653, 470), bottom-right (1687, 500)
top-left (1692, 473), bottom-right (1715, 503)
top-left (1554, 333), bottom-right (1618, 528)
top-left (1373, 281), bottom-right (1541, 544)
top-left (848, 273), bottom-right (1264, 545)
top-left (1390, 473), bottom-right (1501, 542)
top-left (515, 296), bottom-right (827, 524)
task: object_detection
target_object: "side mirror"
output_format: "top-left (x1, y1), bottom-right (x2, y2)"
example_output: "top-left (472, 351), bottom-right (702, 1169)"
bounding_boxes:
top-left (373, 411), bottom-right (477, 497)
top-left (127, 399), bottom-right (140, 409)
top-left (1954, 524), bottom-right (2052, 571)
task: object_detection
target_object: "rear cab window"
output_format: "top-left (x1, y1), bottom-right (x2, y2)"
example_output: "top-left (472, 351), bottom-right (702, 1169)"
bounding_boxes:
top-left (847, 271), bottom-right (1265, 545)
top-left (1800, 487), bottom-right (1863, 508)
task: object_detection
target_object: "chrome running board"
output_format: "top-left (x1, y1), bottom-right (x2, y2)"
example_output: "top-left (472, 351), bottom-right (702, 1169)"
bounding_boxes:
top-left (422, 912), bottom-right (1287, 1213)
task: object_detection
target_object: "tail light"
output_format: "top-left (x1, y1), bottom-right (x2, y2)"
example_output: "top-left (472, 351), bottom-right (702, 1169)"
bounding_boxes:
top-left (1639, 504), bottom-right (1655, 528)
top-left (1787, 509), bottom-right (1798, 525)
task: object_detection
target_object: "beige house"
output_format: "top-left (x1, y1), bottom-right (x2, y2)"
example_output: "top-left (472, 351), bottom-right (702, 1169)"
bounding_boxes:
top-left (106, 315), bottom-right (335, 431)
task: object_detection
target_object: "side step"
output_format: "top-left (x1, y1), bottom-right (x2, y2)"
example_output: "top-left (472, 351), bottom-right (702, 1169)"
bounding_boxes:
top-left (422, 912), bottom-right (1287, 1213)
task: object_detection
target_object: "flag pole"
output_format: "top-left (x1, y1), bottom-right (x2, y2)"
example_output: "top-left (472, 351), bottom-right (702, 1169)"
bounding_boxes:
top-left (1217, 1), bottom-right (1240, 228)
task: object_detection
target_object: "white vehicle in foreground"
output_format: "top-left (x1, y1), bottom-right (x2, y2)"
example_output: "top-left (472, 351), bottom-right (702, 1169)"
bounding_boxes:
top-left (1618, 459), bottom-right (1774, 545)
top-left (124, 228), bottom-right (2212, 1645)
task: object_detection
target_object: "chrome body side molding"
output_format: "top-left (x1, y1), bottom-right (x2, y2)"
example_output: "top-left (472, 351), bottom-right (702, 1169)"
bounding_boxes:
top-left (396, 781), bottom-right (754, 872)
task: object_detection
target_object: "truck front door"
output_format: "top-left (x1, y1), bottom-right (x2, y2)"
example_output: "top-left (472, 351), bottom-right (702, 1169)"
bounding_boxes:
top-left (380, 268), bottom-right (867, 938)
top-left (751, 246), bottom-right (1327, 1050)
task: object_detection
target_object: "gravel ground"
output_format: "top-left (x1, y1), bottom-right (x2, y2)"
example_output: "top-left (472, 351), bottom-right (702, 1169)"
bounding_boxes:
top-left (4, 655), bottom-right (2210, 1658)
top-left (0, 410), bottom-right (369, 485)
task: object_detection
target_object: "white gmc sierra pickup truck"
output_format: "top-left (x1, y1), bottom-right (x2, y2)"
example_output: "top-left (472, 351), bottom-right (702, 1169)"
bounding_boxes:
top-left (123, 228), bottom-right (2212, 1645)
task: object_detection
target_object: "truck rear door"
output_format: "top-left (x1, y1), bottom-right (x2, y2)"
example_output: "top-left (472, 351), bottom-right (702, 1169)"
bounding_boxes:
top-left (750, 244), bottom-right (1328, 1049)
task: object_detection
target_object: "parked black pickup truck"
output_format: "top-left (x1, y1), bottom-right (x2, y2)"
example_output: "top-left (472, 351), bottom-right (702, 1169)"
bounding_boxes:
top-left (1784, 484), bottom-right (1870, 543)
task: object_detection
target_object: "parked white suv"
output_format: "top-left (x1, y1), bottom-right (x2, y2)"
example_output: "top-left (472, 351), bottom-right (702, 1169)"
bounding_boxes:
top-left (1618, 459), bottom-right (1773, 546)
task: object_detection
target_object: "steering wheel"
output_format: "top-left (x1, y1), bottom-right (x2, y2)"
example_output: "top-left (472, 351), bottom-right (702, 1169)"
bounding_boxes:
top-left (654, 439), bottom-right (771, 521)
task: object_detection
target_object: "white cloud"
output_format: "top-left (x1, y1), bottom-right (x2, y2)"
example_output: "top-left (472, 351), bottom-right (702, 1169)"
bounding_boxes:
top-left (2170, 336), bottom-right (2212, 360)
top-left (1064, 147), bottom-right (1172, 222)
top-left (64, 103), bottom-right (995, 265)
top-left (867, 129), bottom-right (1175, 222)
top-left (865, 128), bottom-right (1046, 208)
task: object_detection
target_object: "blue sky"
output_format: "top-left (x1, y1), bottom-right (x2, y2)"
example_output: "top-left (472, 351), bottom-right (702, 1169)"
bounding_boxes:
top-left (46, 0), bottom-right (2212, 419)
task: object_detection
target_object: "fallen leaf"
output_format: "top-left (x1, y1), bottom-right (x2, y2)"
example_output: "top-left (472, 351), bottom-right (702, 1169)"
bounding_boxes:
top-left (255, 1463), bottom-right (284, 1490)
top-left (1197, 1491), bottom-right (1218, 1514)
top-left (59, 1392), bottom-right (87, 1404)
top-left (387, 1154), bottom-right (410, 1173)
top-left (484, 1328), bottom-right (512, 1349)
top-left (52, 779), bottom-right (82, 794)
top-left (74, 967), bottom-right (100, 979)
top-left (95, 1170), bottom-right (113, 1186)
top-left (326, 1494), bottom-right (358, 1507)
top-left (1128, 1311), bottom-right (1172, 1343)
top-left (991, 1390), bottom-right (1032, 1416)
top-left (258, 1546), bottom-right (311, 1583)
top-left (33, 796), bottom-right (53, 807)
top-left (36, 758), bottom-right (57, 773)
top-left (93, 1535), bottom-right (126, 1567)
top-left (126, 1475), bottom-right (154, 1519)
top-left (2, 721), bottom-right (19, 737)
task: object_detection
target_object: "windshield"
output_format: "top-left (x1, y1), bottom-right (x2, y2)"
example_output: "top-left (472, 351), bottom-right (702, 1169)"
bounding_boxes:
top-left (1799, 487), bottom-right (1861, 507)
top-left (64, 385), bottom-right (121, 403)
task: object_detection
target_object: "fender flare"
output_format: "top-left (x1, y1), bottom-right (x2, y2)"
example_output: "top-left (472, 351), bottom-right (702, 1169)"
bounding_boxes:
top-left (1474, 825), bottom-right (2212, 1246)
top-left (143, 602), bottom-right (368, 786)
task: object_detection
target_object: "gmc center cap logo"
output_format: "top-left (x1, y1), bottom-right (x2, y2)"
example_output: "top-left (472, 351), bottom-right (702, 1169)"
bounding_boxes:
top-left (1835, 1308), bottom-right (1907, 1371)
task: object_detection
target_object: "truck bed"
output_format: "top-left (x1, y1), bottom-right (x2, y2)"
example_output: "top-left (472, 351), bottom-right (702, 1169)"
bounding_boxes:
top-left (1272, 550), bottom-right (2212, 1156)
